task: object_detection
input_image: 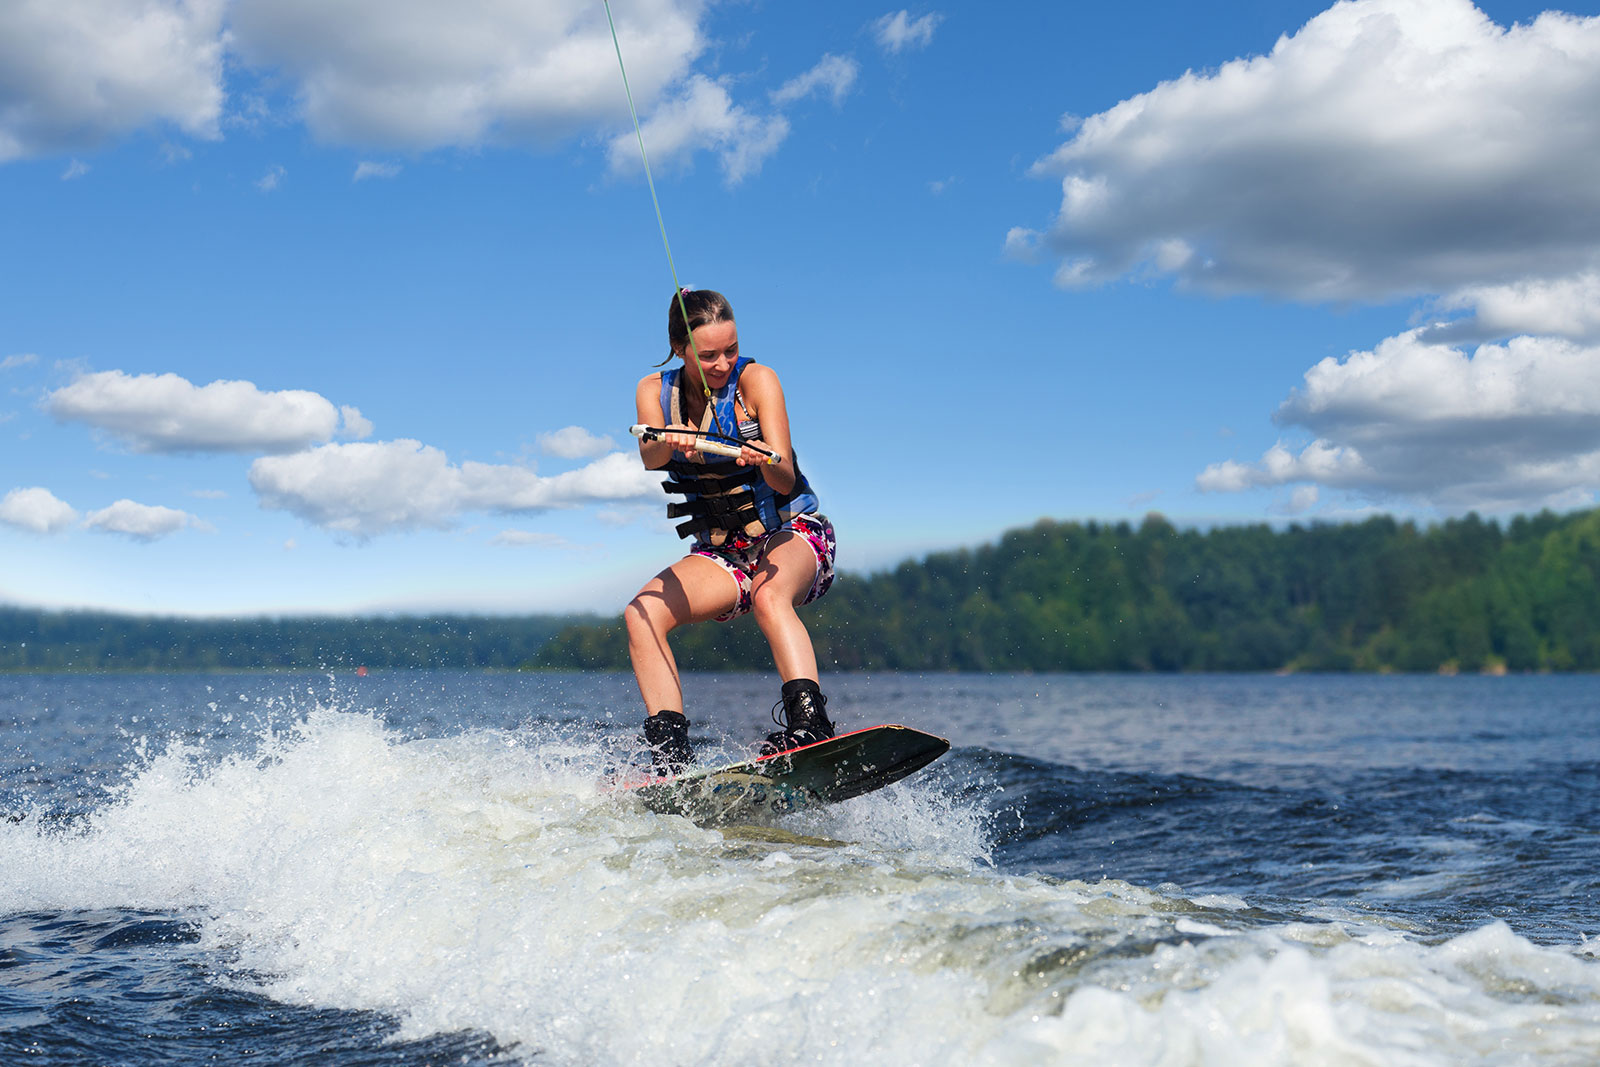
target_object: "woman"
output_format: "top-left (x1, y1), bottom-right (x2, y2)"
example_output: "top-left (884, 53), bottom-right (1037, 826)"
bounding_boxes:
top-left (625, 289), bottom-right (837, 775)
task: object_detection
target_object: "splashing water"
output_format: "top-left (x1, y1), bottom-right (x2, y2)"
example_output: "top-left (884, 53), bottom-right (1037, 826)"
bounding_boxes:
top-left (2, 674), bottom-right (1599, 1065)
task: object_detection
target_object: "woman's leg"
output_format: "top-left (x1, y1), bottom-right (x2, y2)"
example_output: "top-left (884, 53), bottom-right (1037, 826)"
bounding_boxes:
top-left (750, 531), bottom-right (834, 751)
top-left (625, 554), bottom-right (741, 713)
top-left (748, 531), bottom-right (821, 682)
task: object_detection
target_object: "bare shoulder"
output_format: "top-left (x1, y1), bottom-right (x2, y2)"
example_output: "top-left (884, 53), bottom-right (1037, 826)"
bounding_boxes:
top-left (739, 361), bottom-right (782, 395)
top-left (636, 372), bottom-right (667, 422)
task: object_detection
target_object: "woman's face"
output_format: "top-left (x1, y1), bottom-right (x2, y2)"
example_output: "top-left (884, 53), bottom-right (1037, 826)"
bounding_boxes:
top-left (682, 320), bottom-right (739, 390)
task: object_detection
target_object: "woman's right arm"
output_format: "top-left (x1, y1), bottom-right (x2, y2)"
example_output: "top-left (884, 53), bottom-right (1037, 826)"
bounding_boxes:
top-left (635, 373), bottom-right (698, 469)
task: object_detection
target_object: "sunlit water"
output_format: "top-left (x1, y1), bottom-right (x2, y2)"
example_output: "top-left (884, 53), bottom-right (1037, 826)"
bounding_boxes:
top-left (2, 671), bottom-right (1597, 1065)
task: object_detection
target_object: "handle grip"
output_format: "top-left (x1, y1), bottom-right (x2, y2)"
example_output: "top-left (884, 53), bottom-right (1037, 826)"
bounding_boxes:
top-left (630, 424), bottom-right (780, 464)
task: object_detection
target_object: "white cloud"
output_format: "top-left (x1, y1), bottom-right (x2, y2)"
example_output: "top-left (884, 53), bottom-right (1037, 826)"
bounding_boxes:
top-left (4, 2), bottom-right (816, 191)
top-left (1197, 329), bottom-right (1600, 511)
top-left (249, 440), bottom-right (459, 537)
top-left (538, 425), bottom-right (615, 459)
top-left (0, 487), bottom-right (79, 534)
top-left (491, 530), bottom-right (571, 548)
top-left (1197, 439), bottom-right (1371, 493)
top-left (352, 161), bottom-right (400, 182)
top-left (84, 499), bottom-right (198, 541)
top-left (2, 354), bottom-right (39, 372)
top-left (227, 0), bottom-right (701, 150)
top-left (1002, 227), bottom-right (1043, 263)
top-left (1432, 272), bottom-right (1600, 344)
top-left (46, 369), bottom-right (344, 453)
top-left (248, 440), bottom-right (662, 538)
top-left (338, 405), bottom-right (374, 439)
top-left (1023, 0), bottom-right (1600, 304)
top-left (256, 164), bottom-right (285, 192)
top-left (0, 0), bottom-right (225, 162)
top-left (1285, 485), bottom-right (1321, 514)
top-left (1282, 331), bottom-right (1600, 427)
top-left (608, 74), bottom-right (788, 186)
top-left (873, 11), bottom-right (942, 54)
top-left (61, 159), bottom-right (89, 180)
top-left (771, 55), bottom-right (859, 108)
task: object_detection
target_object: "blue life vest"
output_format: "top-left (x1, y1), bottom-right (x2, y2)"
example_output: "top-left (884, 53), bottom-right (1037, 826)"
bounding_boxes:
top-left (658, 356), bottom-right (819, 543)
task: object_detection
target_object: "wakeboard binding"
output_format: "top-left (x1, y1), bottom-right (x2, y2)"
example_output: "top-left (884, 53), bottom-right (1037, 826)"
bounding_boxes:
top-left (643, 711), bottom-right (694, 776)
top-left (760, 680), bottom-right (835, 755)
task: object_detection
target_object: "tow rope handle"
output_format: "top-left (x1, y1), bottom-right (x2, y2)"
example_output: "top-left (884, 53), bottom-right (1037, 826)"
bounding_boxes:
top-left (630, 425), bottom-right (782, 465)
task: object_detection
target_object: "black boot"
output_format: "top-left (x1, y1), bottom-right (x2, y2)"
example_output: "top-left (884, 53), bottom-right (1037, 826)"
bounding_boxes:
top-left (761, 680), bottom-right (835, 755)
top-left (643, 711), bottom-right (694, 777)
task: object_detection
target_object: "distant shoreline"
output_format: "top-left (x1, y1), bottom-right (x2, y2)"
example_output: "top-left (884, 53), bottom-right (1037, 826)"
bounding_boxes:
top-left (9, 507), bottom-right (1600, 674)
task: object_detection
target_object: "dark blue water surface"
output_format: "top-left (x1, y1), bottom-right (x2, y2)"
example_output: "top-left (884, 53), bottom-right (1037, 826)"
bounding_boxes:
top-left (2, 672), bottom-right (1598, 1065)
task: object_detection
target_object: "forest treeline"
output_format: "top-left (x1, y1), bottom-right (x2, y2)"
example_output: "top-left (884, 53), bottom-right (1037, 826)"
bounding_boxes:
top-left (5, 508), bottom-right (1598, 673)
top-left (537, 508), bottom-right (1600, 673)
top-left (0, 611), bottom-right (581, 672)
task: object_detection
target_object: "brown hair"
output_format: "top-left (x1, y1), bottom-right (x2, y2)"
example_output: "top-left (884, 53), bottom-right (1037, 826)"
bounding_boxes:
top-left (666, 289), bottom-right (735, 355)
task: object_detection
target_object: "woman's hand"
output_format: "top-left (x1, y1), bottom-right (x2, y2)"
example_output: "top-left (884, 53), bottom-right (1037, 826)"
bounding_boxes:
top-left (660, 423), bottom-right (702, 457)
top-left (736, 439), bottom-right (779, 467)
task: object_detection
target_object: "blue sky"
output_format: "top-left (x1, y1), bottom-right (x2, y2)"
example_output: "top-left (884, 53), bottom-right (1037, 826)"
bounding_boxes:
top-left (4, 0), bottom-right (1600, 616)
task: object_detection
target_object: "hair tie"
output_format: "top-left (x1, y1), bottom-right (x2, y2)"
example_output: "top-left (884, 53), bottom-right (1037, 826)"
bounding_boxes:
top-left (680, 286), bottom-right (692, 296)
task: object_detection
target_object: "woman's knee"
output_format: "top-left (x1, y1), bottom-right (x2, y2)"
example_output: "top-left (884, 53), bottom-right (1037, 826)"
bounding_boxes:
top-left (625, 595), bottom-right (673, 639)
top-left (750, 581), bottom-right (799, 623)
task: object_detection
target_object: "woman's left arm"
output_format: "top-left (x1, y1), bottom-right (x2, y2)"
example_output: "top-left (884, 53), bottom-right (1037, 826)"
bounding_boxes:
top-left (737, 363), bottom-right (798, 496)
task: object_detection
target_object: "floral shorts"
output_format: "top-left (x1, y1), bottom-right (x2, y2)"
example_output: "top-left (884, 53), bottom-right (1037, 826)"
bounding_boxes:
top-left (692, 513), bottom-right (836, 623)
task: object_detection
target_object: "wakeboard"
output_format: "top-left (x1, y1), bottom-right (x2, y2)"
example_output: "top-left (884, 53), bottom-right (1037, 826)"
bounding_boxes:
top-left (614, 724), bottom-right (949, 825)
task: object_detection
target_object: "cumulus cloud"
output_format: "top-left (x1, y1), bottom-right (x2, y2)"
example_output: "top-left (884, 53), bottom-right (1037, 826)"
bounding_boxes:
top-left (1023, 0), bottom-right (1600, 304)
top-left (537, 425), bottom-right (615, 459)
top-left (46, 369), bottom-right (345, 453)
top-left (771, 54), bottom-right (859, 108)
top-left (0, 0), bottom-right (225, 162)
top-left (607, 74), bottom-right (788, 185)
top-left (1197, 439), bottom-right (1371, 493)
top-left (4, 2), bottom-right (823, 189)
top-left (1431, 272), bottom-right (1600, 345)
top-left (0, 487), bottom-right (79, 534)
top-left (873, 11), bottom-right (942, 54)
top-left (84, 499), bottom-right (200, 541)
top-left (1033, 0), bottom-right (1600, 512)
top-left (227, 0), bottom-right (700, 150)
top-left (338, 405), bottom-right (374, 439)
top-left (248, 440), bottom-right (662, 538)
top-left (1197, 329), bottom-right (1600, 511)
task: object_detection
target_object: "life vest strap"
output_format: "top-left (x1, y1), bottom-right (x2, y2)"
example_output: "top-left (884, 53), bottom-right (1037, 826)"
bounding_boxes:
top-left (659, 457), bottom-right (760, 498)
top-left (657, 449), bottom-right (803, 542)
top-left (662, 473), bottom-right (756, 496)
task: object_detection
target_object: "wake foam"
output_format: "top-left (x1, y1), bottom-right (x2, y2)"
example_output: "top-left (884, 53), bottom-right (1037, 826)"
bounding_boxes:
top-left (2, 707), bottom-right (1597, 1066)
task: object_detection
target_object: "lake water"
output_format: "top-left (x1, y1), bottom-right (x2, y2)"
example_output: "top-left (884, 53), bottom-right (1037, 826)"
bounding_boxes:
top-left (2, 671), bottom-right (1598, 1064)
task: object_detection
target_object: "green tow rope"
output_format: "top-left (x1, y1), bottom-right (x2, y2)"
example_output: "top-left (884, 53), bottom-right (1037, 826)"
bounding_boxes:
top-left (602, 0), bottom-right (726, 435)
